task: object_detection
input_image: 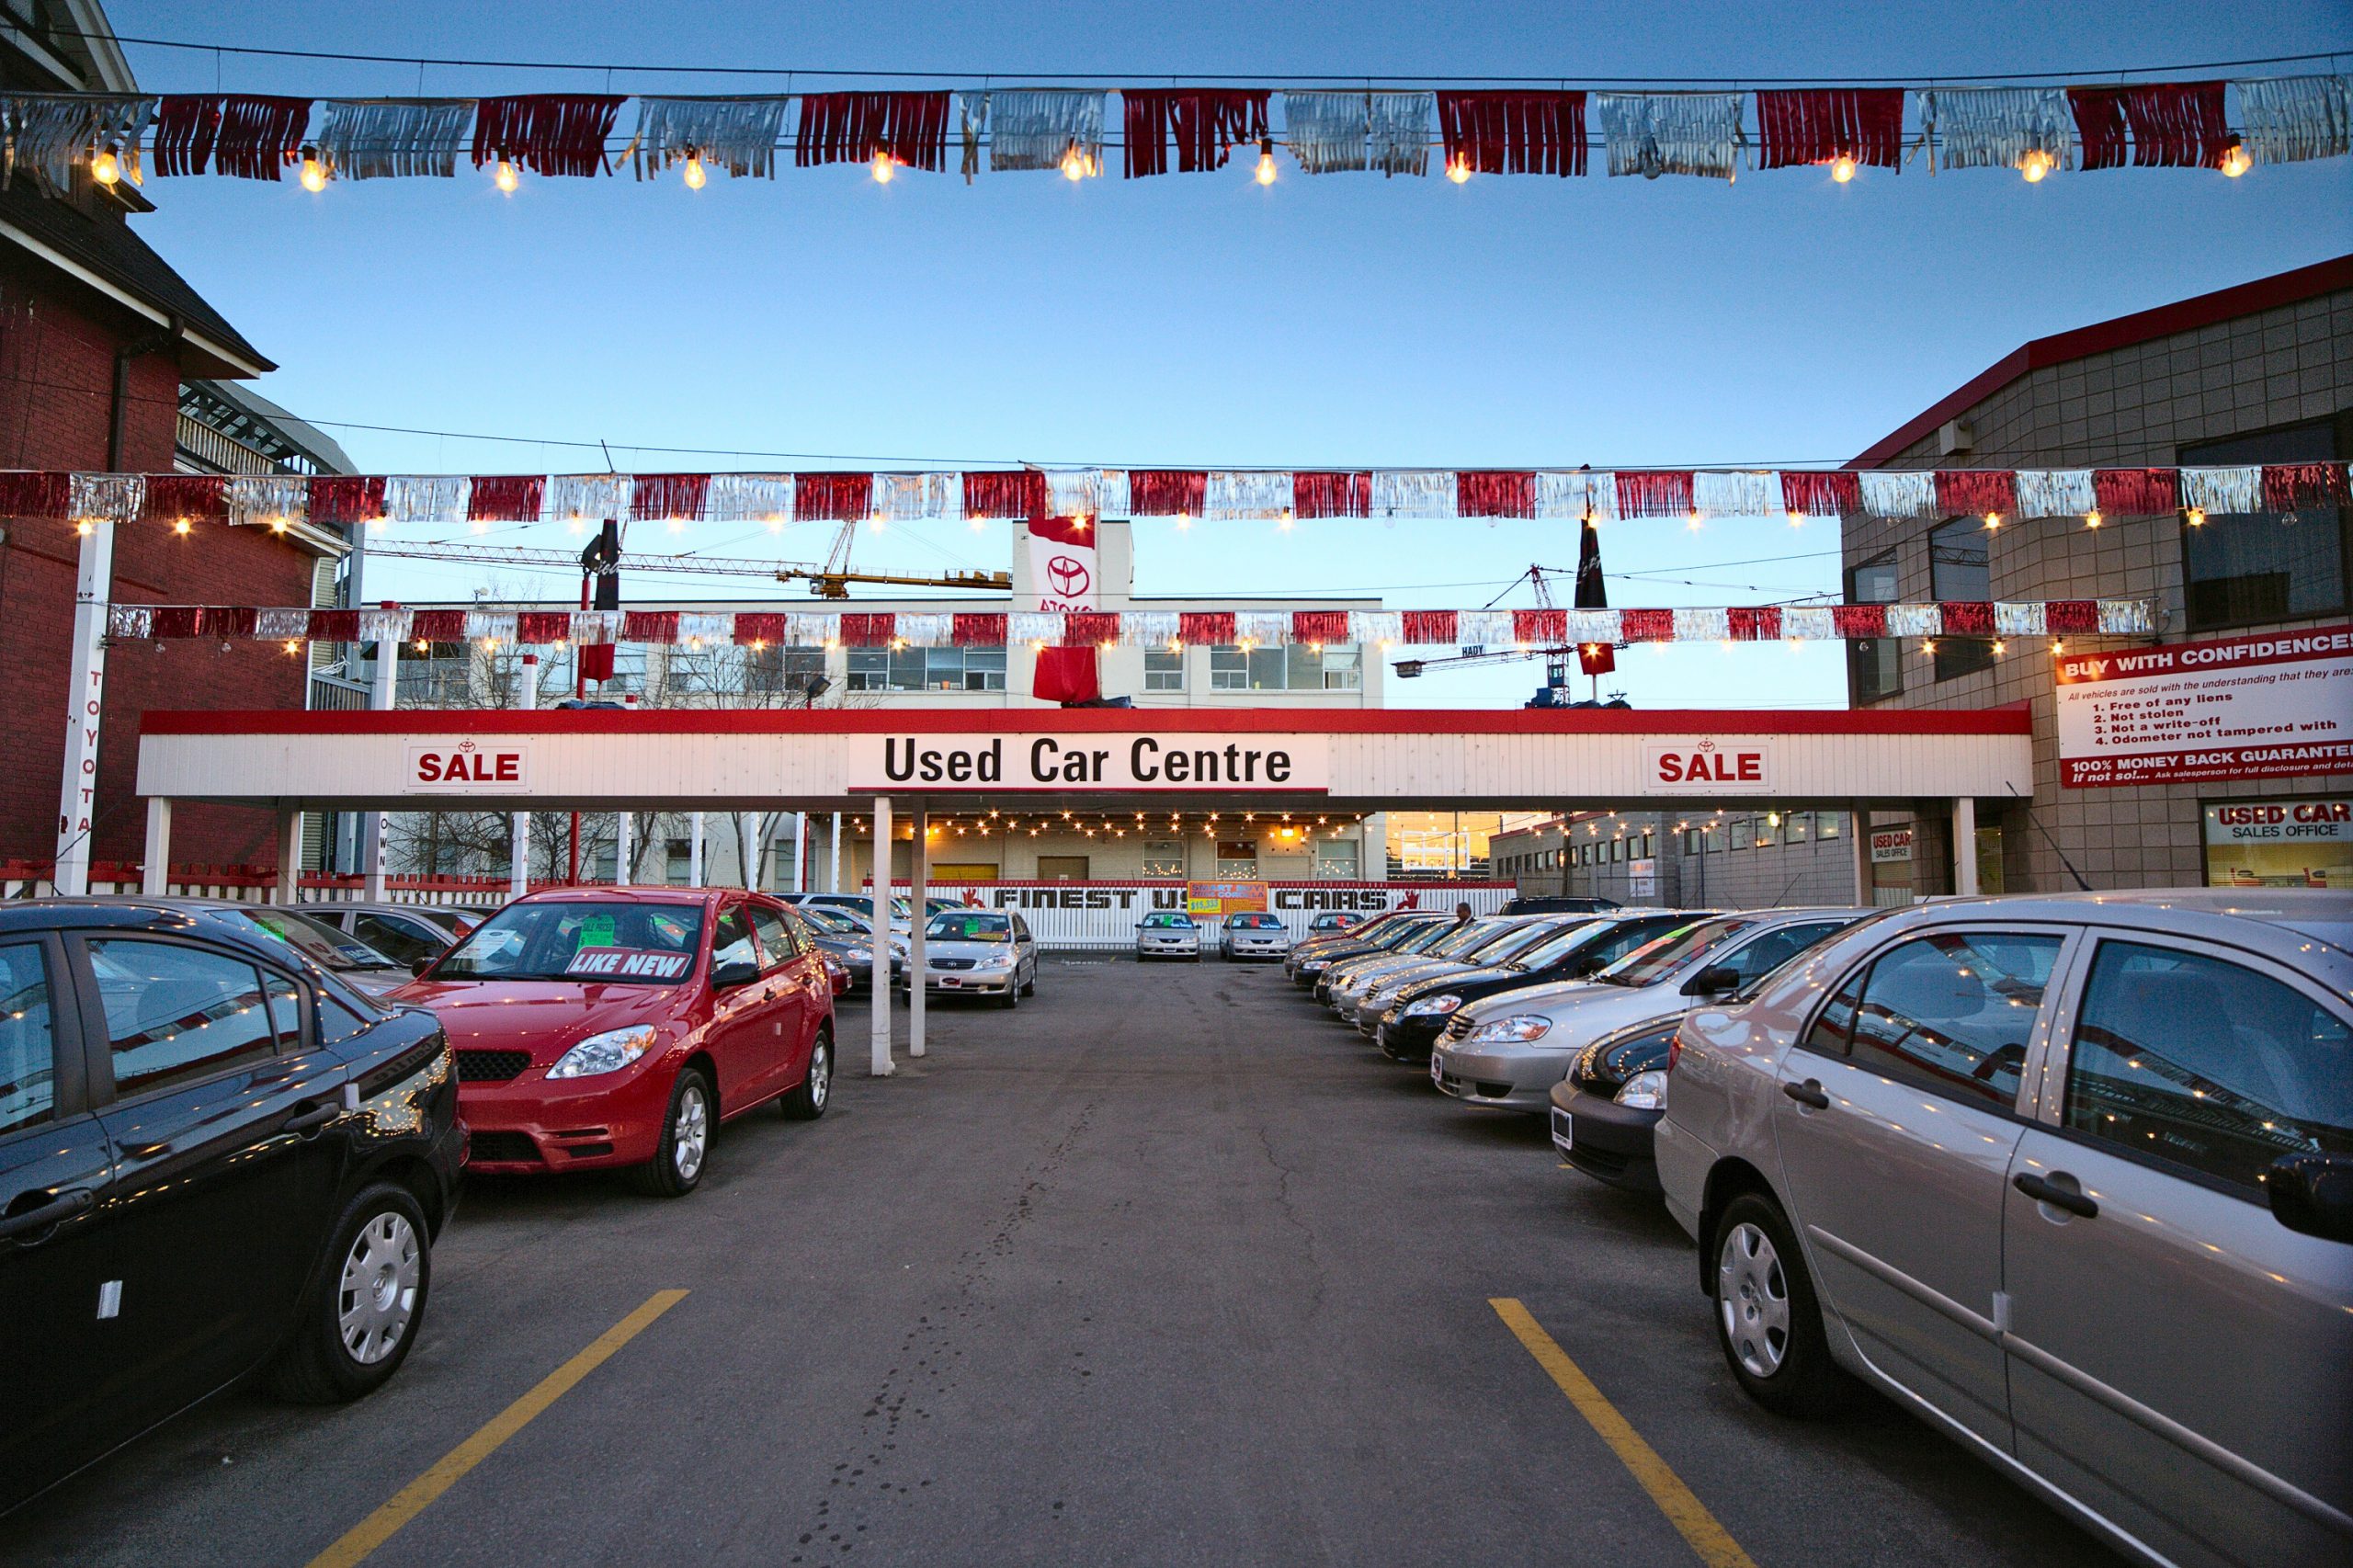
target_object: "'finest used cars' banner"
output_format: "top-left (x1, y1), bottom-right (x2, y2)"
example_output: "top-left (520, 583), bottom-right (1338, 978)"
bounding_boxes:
top-left (913, 881), bottom-right (1512, 949)
top-left (848, 733), bottom-right (1330, 792)
top-left (2055, 624), bottom-right (2353, 789)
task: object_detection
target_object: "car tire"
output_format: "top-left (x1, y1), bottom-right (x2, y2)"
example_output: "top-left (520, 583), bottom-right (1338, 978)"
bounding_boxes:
top-left (636, 1068), bottom-right (714, 1199)
top-left (269, 1182), bottom-right (432, 1404)
top-left (1710, 1190), bottom-right (1845, 1417)
top-left (1021, 968), bottom-right (1036, 997)
top-left (998, 978), bottom-right (1019, 1010)
top-left (782, 1028), bottom-right (831, 1119)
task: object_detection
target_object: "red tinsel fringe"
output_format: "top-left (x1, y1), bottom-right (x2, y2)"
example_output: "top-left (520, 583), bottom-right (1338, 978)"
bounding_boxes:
top-left (961, 471), bottom-right (1048, 519)
top-left (2092, 468), bottom-right (2179, 516)
top-left (1936, 469), bottom-right (2018, 517)
top-left (1437, 92), bottom-right (1586, 176)
top-left (1832, 605), bottom-right (1888, 639)
top-left (1779, 471), bottom-right (1861, 517)
top-left (1456, 471), bottom-right (1537, 517)
top-left (1615, 471), bottom-right (1696, 518)
top-left (2262, 461), bottom-right (2352, 512)
top-left (140, 474), bottom-right (227, 523)
top-left (2069, 83), bottom-right (2228, 170)
top-left (733, 612), bottom-right (787, 646)
top-left (1401, 609), bottom-right (1458, 644)
top-left (467, 475), bottom-right (546, 522)
top-left (794, 472), bottom-right (874, 521)
top-left (305, 608), bottom-right (358, 642)
top-left (517, 611), bottom-right (570, 643)
top-left (621, 610), bottom-right (679, 643)
top-left (308, 476), bottom-right (385, 526)
top-left (1064, 612), bottom-right (1120, 647)
top-left (1939, 601), bottom-right (1995, 635)
top-left (0, 471), bottom-right (70, 518)
top-left (1292, 472), bottom-right (1370, 518)
top-left (153, 96), bottom-right (311, 178)
top-left (1128, 470), bottom-right (1209, 517)
top-left (1727, 607), bottom-right (1783, 642)
top-left (1620, 608), bottom-right (1676, 642)
top-left (2045, 601), bottom-right (2099, 634)
top-left (1292, 610), bottom-right (1349, 644)
top-left (953, 612), bottom-right (1007, 646)
top-left (839, 613), bottom-right (896, 647)
top-left (207, 606), bottom-right (258, 637)
top-left (409, 609), bottom-right (466, 642)
top-left (1512, 608), bottom-right (1567, 644)
top-left (631, 473), bottom-right (711, 521)
top-left (1178, 611), bottom-right (1233, 645)
top-left (1122, 89), bottom-right (1270, 177)
top-left (796, 92), bottom-right (952, 171)
top-left (1754, 89), bottom-right (1905, 170)
top-left (472, 95), bottom-right (626, 177)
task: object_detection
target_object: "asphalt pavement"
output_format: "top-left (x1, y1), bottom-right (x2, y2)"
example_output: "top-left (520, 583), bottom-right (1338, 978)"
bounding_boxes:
top-left (6, 958), bottom-right (2121, 1567)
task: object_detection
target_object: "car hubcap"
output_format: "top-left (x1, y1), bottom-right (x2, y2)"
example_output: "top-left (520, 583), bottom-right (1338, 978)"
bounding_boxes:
top-left (1718, 1221), bottom-right (1790, 1378)
top-left (337, 1211), bottom-right (420, 1366)
top-left (809, 1041), bottom-right (830, 1108)
top-left (675, 1084), bottom-right (709, 1179)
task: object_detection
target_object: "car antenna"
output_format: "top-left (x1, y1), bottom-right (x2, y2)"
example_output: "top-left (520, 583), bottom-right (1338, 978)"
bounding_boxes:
top-left (2005, 782), bottom-right (2091, 892)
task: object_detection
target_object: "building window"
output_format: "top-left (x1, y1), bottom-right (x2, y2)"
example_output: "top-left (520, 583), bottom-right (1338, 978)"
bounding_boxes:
top-left (1215, 839), bottom-right (1259, 876)
top-left (1144, 648), bottom-right (1185, 691)
top-left (744, 644), bottom-right (829, 697)
top-left (1847, 552), bottom-right (1902, 703)
top-left (1314, 840), bottom-right (1359, 879)
top-left (1926, 517), bottom-right (1996, 680)
top-left (1141, 840), bottom-right (1184, 877)
top-left (2180, 420), bottom-right (2348, 632)
top-left (847, 645), bottom-right (1006, 692)
top-left (1208, 643), bottom-right (1362, 691)
top-left (1818, 812), bottom-right (1843, 840)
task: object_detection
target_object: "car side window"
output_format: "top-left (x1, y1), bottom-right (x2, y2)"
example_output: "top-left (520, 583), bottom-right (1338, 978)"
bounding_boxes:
top-left (262, 968), bottom-right (303, 1047)
top-left (87, 938), bottom-right (279, 1097)
top-left (749, 907), bottom-right (798, 969)
top-left (1803, 963), bottom-right (1869, 1055)
top-left (711, 907), bottom-right (760, 973)
top-left (1722, 922), bottom-right (1847, 990)
top-left (1012, 915), bottom-right (1031, 943)
top-left (2065, 940), bottom-right (2353, 1193)
top-left (1842, 931), bottom-right (2062, 1109)
top-left (351, 912), bottom-right (438, 967)
top-left (319, 994), bottom-right (376, 1044)
top-left (0, 941), bottom-right (59, 1137)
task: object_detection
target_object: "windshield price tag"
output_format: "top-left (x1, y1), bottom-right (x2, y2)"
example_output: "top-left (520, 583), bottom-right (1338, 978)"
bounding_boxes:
top-left (563, 949), bottom-right (692, 980)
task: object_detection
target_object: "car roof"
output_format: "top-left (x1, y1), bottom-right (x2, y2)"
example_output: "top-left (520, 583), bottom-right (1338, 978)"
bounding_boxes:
top-left (0, 898), bottom-right (348, 966)
top-left (1893, 890), bottom-right (2353, 955)
top-left (510, 887), bottom-right (726, 907)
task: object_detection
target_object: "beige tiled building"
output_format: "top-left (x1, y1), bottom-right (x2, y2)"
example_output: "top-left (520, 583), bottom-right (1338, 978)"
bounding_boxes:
top-left (1840, 256), bottom-right (2352, 895)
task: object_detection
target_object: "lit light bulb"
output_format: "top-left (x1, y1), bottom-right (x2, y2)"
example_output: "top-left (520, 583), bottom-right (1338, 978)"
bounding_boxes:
top-left (870, 513), bottom-right (885, 534)
top-left (494, 158), bottom-right (519, 193)
top-left (1992, 639), bottom-right (2007, 655)
top-left (2050, 640), bottom-right (2065, 656)
top-left (1175, 511), bottom-right (1191, 531)
top-left (91, 145), bottom-right (120, 186)
top-left (1254, 138), bottom-right (1277, 186)
top-left (2085, 509), bottom-right (2102, 529)
top-left (2220, 138), bottom-right (2251, 178)
top-left (1686, 510), bottom-right (1704, 532)
top-left (172, 517), bottom-right (191, 536)
top-left (283, 638), bottom-right (303, 654)
top-left (2185, 506), bottom-right (2205, 527)
top-left (683, 153), bottom-right (706, 190)
top-left (2019, 149), bottom-right (2052, 184)
top-left (1921, 639), bottom-right (1938, 656)
top-left (1445, 156), bottom-right (1471, 185)
top-left (1983, 511), bottom-right (2002, 529)
top-left (1831, 154), bottom-right (1858, 183)
top-left (666, 516), bottom-right (685, 534)
top-left (871, 153), bottom-right (895, 184)
top-left (300, 152), bottom-right (327, 192)
top-left (1786, 509), bottom-right (1804, 527)
top-left (1278, 508), bottom-right (1295, 531)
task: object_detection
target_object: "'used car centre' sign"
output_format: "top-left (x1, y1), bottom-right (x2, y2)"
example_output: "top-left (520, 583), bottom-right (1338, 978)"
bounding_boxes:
top-left (848, 733), bottom-right (1330, 792)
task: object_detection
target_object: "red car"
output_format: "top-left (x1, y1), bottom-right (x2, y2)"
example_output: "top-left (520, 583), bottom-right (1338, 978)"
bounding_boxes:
top-left (394, 888), bottom-right (835, 1197)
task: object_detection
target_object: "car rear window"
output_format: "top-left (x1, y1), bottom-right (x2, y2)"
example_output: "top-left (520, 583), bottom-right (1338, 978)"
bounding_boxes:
top-left (435, 901), bottom-right (706, 983)
top-left (235, 908), bottom-right (395, 971)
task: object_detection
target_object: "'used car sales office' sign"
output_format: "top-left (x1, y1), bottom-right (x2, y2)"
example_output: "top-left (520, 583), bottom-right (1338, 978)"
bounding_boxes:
top-left (848, 733), bottom-right (1331, 792)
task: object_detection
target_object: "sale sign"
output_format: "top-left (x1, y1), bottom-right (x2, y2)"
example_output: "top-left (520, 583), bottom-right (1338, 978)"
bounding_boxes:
top-left (2054, 625), bottom-right (2353, 789)
top-left (563, 948), bottom-right (693, 980)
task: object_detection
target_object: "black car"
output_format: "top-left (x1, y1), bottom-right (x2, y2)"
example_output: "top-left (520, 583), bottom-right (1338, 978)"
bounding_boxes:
top-left (1498, 895), bottom-right (1621, 916)
top-left (1290, 912), bottom-right (1449, 991)
top-left (0, 900), bottom-right (463, 1515)
top-left (1550, 1015), bottom-right (1681, 1193)
top-left (1372, 912), bottom-right (1698, 1062)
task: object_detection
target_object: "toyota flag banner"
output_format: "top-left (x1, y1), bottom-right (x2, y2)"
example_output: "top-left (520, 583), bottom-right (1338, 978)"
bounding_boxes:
top-left (1023, 516), bottom-right (1099, 612)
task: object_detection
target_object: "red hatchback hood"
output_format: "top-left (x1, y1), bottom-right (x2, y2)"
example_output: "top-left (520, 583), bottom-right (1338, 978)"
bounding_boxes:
top-left (392, 978), bottom-right (690, 1062)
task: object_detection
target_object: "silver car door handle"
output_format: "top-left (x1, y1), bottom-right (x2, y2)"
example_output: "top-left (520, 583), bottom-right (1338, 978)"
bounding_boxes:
top-left (1782, 1079), bottom-right (1831, 1110)
top-left (2014, 1172), bottom-right (2098, 1219)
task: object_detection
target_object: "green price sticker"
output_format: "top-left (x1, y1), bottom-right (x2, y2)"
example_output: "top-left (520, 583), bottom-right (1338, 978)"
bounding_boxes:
top-left (576, 914), bottom-right (618, 949)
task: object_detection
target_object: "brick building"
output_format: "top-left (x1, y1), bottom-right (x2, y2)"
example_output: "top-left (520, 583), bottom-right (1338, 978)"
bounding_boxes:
top-left (0, 5), bottom-right (343, 882)
top-left (1841, 256), bottom-right (2352, 894)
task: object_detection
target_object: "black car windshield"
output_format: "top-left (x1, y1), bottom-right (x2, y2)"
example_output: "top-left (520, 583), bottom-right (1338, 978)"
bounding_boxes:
top-left (1597, 917), bottom-right (1755, 987)
top-left (1464, 921), bottom-right (1563, 965)
top-left (1227, 913), bottom-right (1284, 928)
top-left (233, 908), bottom-right (399, 971)
top-left (435, 901), bottom-right (706, 983)
top-left (1393, 920), bottom-right (1468, 954)
top-left (1141, 913), bottom-right (1196, 928)
top-left (928, 913), bottom-right (1010, 942)
top-left (1425, 919), bottom-right (1509, 958)
top-left (1508, 919), bottom-right (1610, 970)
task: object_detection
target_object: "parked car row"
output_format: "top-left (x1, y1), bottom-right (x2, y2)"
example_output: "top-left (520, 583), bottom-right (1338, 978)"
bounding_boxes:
top-left (1288, 891), bottom-right (2353, 1568)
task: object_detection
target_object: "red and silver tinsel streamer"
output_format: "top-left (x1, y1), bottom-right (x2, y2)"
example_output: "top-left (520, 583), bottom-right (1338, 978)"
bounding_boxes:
top-left (1922, 87), bottom-right (2073, 174)
top-left (979, 89), bottom-right (1107, 174)
top-left (2092, 468), bottom-right (2180, 516)
top-left (1437, 91), bottom-right (1586, 176)
top-left (1282, 90), bottom-right (1433, 176)
top-left (706, 474), bottom-right (795, 522)
top-left (1596, 92), bottom-right (1744, 180)
top-left (465, 475), bottom-right (544, 522)
top-left (307, 475), bottom-right (386, 526)
top-left (2069, 83), bottom-right (2228, 169)
top-left (1293, 472), bottom-right (1371, 518)
top-left (153, 95), bottom-right (312, 178)
top-left (794, 472), bottom-right (874, 521)
top-left (1455, 471), bottom-right (1537, 517)
top-left (1370, 471), bottom-right (1456, 519)
top-left (796, 92), bottom-right (952, 171)
top-left (630, 473), bottom-right (713, 522)
top-left (2262, 461), bottom-right (2352, 512)
top-left (1753, 89), bottom-right (1904, 170)
top-left (1291, 610), bottom-right (1350, 644)
top-left (1121, 89), bottom-right (1269, 177)
top-left (1128, 470), bottom-right (1208, 517)
top-left (472, 95), bottom-right (626, 177)
top-left (315, 99), bottom-right (473, 179)
top-left (961, 471), bottom-right (1047, 520)
top-left (1935, 469), bottom-right (2018, 517)
top-left (0, 92), bottom-right (156, 185)
top-left (1614, 471), bottom-right (1697, 518)
top-left (2234, 75), bottom-right (2353, 165)
top-left (630, 96), bottom-right (792, 179)
top-left (1779, 470), bottom-right (1861, 517)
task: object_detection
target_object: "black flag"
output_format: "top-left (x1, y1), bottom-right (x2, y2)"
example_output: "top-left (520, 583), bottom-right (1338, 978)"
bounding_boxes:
top-left (580, 519), bottom-right (620, 681)
top-left (1573, 517), bottom-right (1616, 676)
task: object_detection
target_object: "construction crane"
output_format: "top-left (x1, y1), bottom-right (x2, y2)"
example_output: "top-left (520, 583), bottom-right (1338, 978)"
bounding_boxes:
top-left (1391, 565), bottom-right (1627, 706)
top-left (782, 519), bottom-right (1009, 598)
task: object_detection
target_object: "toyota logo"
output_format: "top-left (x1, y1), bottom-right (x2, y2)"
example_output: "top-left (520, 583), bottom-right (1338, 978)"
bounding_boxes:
top-left (1046, 554), bottom-right (1091, 597)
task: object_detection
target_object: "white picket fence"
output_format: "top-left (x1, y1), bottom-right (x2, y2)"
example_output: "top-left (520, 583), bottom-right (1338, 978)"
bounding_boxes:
top-left (890, 881), bottom-right (1515, 951)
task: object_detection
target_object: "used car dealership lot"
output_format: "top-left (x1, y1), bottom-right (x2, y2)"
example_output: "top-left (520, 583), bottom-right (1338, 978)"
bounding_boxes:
top-left (7, 957), bottom-right (2129, 1566)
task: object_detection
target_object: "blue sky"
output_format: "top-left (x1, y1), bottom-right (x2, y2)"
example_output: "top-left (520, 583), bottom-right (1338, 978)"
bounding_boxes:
top-left (112, 1), bottom-right (2353, 709)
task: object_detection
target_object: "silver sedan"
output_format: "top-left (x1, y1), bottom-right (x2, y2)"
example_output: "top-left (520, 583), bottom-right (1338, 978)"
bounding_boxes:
top-left (1134, 912), bottom-right (1203, 961)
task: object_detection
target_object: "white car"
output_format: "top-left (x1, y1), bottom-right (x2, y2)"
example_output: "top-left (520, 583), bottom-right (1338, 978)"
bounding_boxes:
top-left (1220, 912), bottom-right (1290, 960)
top-left (1656, 892), bottom-right (2353, 1568)
top-left (1134, 912), bottom-right (1202, 960)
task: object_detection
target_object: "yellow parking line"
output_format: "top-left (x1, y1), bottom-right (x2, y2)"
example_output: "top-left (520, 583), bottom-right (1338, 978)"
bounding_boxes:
top-left (1489, 1298), bottom-right (1756, 1568)
top-left (308, 1289), bottom-right (690, 1568)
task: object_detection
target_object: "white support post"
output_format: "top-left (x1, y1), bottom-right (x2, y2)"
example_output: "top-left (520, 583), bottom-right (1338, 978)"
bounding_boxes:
top-left (738, 814), bottom-right (759, 891)
top-left (276, 812), bottom-right (302, 903)
top-left (142, 797), bottom-right (171, 896)
top-left (1850, 804), bottom-right (1874, 907)
top-left (909, 803), bottom-right (927, 1060)
top-left (688, 812), bottom-right (705, 888)
top-left (361, 621), bottom-right (398, 900)
top-left (509, 653), bottom-right (539, 898)
top-left (791, 811), bottom-right (807, 893)
top-left (870, 797), bottom-right (894, 1077)
top-left (52, 519), bottom-right (114, 896)
top-left (1953, 797), bottom-right (1980, 898)
top-left (614, 812), bottom-right (633, 887)
top-left (830, 811), bottom-right (843, 892)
